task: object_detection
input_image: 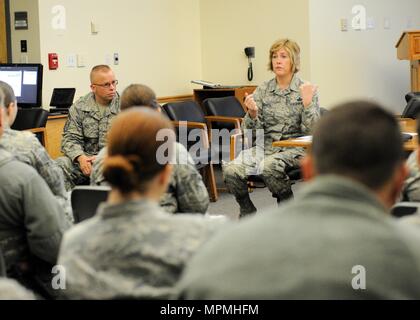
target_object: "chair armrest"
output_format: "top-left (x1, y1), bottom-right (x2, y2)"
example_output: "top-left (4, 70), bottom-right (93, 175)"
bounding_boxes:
top-left (205, 116), bottom-right (242, 130)
top-left (171, 121), bottom-right (209, 149)
top-left (205, 116), bottom-right (242, 143)
top-left (230, 132), bottom-right (250, 161)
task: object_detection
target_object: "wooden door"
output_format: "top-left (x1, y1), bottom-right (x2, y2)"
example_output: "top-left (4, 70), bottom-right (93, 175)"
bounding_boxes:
top-left (0, 0), bottom-right (8, 63)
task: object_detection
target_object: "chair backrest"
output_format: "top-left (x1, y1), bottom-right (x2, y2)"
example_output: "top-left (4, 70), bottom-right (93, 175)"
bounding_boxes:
top-left (71, 186), bottom-right (111, 223)
top-left (162, 100), bottom-right (206, 123)
top-left (203, 96), bottom-right (246, 131)
top-left (405, 92), bottom-right (420, 103)
top-left (11, 108), bottom-right (49, 130)
top-left (402, 97), bottom-right (420, 119)
top-left (203, 96), bottom-right (245, 118)
top-left (391, 201), bottom-right (420, 218)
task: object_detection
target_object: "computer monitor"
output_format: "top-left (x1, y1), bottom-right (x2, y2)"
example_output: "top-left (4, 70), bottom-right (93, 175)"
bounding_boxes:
top-left (0, 63), bottom-right (43, 108)
top-left (50, 88), bottom-right (76, 108)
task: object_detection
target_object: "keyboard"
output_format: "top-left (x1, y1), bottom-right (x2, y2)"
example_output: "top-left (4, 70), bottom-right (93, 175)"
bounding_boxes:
top-left (49, 108), bottom-right (69, 115)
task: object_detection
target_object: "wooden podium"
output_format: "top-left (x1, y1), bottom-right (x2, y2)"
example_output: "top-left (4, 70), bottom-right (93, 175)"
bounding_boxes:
top-left (396, 31), bottom-right (420, 92)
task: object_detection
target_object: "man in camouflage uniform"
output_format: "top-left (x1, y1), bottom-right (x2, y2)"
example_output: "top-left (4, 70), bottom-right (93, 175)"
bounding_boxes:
top-left (0, 81), bottom-right (73, 223)
top-left (57, 65), bottom-right (120, 190)
top-left (90, 83), bottom-right (209, 214)
top-left (223, 39), bottom-right (320, 217)
top-left (0, 91), bottom-right (71, 298)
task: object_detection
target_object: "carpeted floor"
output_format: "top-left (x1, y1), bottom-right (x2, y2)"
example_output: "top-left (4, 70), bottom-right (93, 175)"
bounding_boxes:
top-left (207, 165), bottom-right (304, 220)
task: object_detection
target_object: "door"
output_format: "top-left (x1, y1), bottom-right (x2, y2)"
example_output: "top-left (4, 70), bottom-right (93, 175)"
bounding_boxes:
top-left (0, 0), bottom-right (8, 63)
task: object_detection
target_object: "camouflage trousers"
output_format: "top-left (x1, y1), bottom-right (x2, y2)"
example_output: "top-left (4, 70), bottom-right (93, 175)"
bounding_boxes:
top-left (56, 156), bottom-right (90, 191)
top-left (223, 146), bottom-right (304, 212)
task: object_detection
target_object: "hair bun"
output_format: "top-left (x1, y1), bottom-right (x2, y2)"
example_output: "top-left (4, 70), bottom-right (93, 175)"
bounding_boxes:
top-left (103, 155), bottom-right (137, 193)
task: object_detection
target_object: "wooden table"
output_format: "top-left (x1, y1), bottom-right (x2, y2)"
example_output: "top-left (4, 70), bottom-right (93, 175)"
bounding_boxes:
top-left (272, 118), bottom-right (418, 152)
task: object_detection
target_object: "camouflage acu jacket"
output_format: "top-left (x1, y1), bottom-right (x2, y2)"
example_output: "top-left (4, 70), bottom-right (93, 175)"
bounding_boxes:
top-left (61, 92), bottom-right (120, 161)
top-left (243, 75), bottom-right (320, 154)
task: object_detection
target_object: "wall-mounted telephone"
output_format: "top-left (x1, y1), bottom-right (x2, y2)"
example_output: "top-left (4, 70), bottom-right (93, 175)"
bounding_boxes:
top-left (244, 47), bottom-right (255, 81)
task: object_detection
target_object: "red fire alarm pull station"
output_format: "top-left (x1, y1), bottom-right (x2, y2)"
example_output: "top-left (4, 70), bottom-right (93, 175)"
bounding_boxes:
top-left (48, 53), bottom-right (58, 70)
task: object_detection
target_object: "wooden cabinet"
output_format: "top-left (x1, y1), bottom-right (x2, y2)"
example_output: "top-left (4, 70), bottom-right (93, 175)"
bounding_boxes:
top-left (46, 115), bottom-right (67, 159)
top-left (193, 86), bottom-right (257, 113)
top-left (396, 31), bottom-right (420, 92)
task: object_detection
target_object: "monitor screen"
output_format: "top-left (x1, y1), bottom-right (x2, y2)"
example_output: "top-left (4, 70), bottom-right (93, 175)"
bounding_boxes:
top-left (0, 63), bottom-right (43, 108)
top-left (50, 88), bottom-right (76, 108)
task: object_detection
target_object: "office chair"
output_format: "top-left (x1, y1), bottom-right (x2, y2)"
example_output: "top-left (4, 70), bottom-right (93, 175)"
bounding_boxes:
top-left (161, 100), bottom-right (218, 201)
top-left (401, 97), bottom-right (420, 119)
top-left (405, 92), bottom-right (420, 103)
top-left (71, 186), bottom-right (111, 223)
top-left (391, 201), bottom-right (420, 218)
top-left (203, 96), bottom-right (245, 162)
top-left (11, 108), bottom-right (50, 147)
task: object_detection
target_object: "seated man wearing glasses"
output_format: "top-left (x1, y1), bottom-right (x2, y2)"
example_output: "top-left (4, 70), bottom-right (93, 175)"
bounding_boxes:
top-left (56, 65), bottom-right (120, 190)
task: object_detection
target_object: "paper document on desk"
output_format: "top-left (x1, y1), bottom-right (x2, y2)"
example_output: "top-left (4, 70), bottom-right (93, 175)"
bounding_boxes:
top-left (295, 135), bottom-right (312, 142)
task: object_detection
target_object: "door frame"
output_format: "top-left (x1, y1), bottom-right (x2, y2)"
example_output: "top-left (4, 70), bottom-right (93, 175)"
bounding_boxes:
top-left (0, 0), bottom-right (11, 63)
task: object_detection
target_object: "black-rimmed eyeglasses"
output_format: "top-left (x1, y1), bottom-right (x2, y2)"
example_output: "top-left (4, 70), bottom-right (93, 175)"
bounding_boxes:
top-left (93, 80), bottom-right (119, 88)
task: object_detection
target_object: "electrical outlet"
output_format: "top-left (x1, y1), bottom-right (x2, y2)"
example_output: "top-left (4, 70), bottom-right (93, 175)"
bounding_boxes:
top-left (77, 54), bottom-right (86, 67)
top-left (113, 53), bottom-right (119, 65)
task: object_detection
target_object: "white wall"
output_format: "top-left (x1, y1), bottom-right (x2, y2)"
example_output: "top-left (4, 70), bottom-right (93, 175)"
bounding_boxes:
top-left (10, 0), bottom-right (40, 63)
top-left (199, 0), bottom-right (311, 86)
top-left (309, 0), bottom-right (420, 112)
top-left (37, 0), bottom-right (202, 106)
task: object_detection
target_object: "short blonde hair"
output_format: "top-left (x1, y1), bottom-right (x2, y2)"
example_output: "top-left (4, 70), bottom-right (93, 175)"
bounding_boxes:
top-left (268, 38), bottom-right (301, 74)
top-left (90, 65), bottom-right (112, 83)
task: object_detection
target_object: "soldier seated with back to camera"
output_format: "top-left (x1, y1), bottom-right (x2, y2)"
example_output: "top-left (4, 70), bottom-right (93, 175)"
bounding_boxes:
top-left (0, 89), bottom-right (71, 299)
top-left (0, 81), bottom-right (73, 223)
top-left (90, 84), bottom-right (210, 214)
top-left (58, 108), bottom-right (224, 299)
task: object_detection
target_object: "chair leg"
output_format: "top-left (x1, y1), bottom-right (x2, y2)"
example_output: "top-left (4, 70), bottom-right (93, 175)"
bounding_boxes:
top-left (205, 163), bottom-right (218, 202)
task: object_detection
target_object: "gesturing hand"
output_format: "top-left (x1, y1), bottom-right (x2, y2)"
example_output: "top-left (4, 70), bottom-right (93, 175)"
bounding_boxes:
top-left (245, 92), bottom-right (258, 119)
top-left (299, 82), bottom-right (318, 108)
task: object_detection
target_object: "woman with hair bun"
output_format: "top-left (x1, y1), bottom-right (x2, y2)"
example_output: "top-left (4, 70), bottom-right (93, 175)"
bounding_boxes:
top-left (58, 108), bottom-right (223, 299)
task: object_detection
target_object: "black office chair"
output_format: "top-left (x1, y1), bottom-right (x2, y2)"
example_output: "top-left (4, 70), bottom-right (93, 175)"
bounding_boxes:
top-left (71, 186), bottom-right (111, 223)
top-left (405, 92), bottom-right (420, 103)
top-left (402, 97), bottom-right (420, 119)
top-left (391, 201), bottom-right (420, 218)
top-left (202, 96), bottom-right (245, 162)
top-left (162, 100), bottom-right (218, 201)
top-left (11, 108), bottom-right (50, 146)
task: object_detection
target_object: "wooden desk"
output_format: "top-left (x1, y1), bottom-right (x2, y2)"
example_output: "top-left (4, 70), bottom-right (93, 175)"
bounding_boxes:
top-left (46, 115), bottom-right (67, 159)
top-left (194, 86), bottom-right (257, 112)
top-left (272, 118), bottom-right (418, 152)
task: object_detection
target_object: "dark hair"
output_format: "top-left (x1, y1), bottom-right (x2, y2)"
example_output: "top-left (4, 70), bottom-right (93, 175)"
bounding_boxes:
top-left (0, 81), bottom-right (16, 109)
top-left (312, 100), bottom-right (404, 189)
top-left (120, 84), bottom-right (159, 110)
top-left (103, 108), bottom-right (175, 194)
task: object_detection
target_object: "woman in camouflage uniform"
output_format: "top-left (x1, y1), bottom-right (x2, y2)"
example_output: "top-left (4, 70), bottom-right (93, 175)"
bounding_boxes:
top-left (223, 38), bottom-right (320, 217)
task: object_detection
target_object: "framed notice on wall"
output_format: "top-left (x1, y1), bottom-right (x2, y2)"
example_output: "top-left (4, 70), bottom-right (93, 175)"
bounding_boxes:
top-left (14, 11), bottom-right (28, 30)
